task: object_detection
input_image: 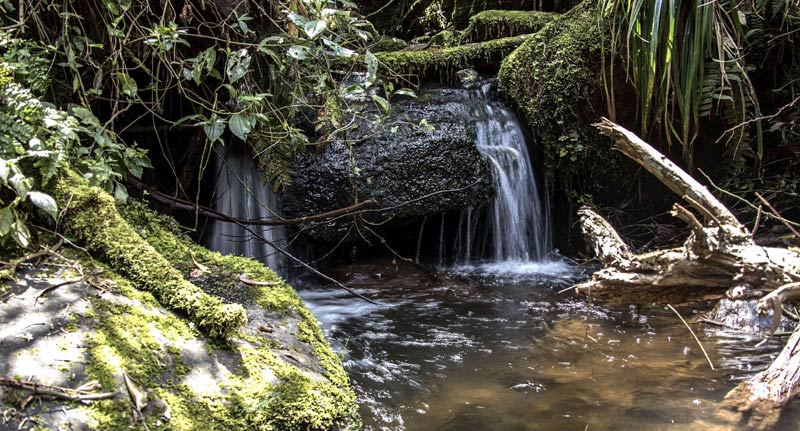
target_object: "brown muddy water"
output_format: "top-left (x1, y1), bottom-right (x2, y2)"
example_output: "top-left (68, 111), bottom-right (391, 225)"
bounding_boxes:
top-left (295, 259), bottom-right (800, 431)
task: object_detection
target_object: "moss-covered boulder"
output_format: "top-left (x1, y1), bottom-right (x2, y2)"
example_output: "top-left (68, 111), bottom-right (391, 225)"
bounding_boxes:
top-left (0, 176), bottom-right (359, 430)
top-left (498, 0), bottom-right (637, 212)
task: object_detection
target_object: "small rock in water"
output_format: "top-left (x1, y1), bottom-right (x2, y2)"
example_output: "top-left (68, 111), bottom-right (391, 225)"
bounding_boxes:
top-left (457, 68), bottom-right (481, 89)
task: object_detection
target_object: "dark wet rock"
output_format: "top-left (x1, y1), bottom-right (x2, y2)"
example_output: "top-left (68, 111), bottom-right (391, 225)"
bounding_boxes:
top-left (280, 87), bottom-right (494, 243)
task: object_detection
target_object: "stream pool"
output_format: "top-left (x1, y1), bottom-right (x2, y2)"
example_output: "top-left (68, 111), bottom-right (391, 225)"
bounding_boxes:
top-left (296, 259), bottom-right (799, 431)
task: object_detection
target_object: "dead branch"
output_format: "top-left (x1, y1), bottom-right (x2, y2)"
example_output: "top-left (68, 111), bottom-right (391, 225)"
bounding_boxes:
top-left (578, 206), bottom-right (637, 270)
top-left (594, 117), bottom-right (748, 240)
top-left (758, 282), bottom-right (800, 334)
top-left (238, 274), bottom-right (280, 286)
top-left (756, 192), bottom-right (800, 241)
top-left (581, 119), bottom-right (800, 429)
top-left (721, 327), bottom-right (800, 430)
top-left (0, 377), bottom-right (117, 402)
top-left (1, 238), bottom-right (63, 276)
top-left (33, 277), bottom-right (83, 304)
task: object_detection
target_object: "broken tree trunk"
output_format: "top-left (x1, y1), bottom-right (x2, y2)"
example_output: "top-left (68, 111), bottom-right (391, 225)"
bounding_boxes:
top-left (577, 118), bottom-right (800, 429)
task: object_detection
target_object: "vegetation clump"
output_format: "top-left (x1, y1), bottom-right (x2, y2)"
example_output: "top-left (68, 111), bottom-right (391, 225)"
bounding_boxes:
top-left (498, 0), bottom-right (633, 205)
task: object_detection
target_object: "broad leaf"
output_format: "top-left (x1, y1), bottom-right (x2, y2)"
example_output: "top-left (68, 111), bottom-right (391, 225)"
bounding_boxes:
top-left (0, 207), bottom-right (13, 236)
top-left (287, 45), bottom-right (310, 60)
top-left (322, 38), bottom-right (355, 57)
top-left (9, 173), bottom-right (31, 198)
top-left (12, 220), bottom-right (30, 248)
top-left (229, 114), bottom-right (254, 140)
top-left (304, 20), bottom-right (327, 39)
top-left (203, 116), bottom-right (226, 143)
top-left (371, 95), bottom-right (390, 114)
top-left (114, 72), bottom-right (138, 98)
top-left (28, 191), bottom-right (57, 220)
top-left (226, 49), bottom-right (251, 84)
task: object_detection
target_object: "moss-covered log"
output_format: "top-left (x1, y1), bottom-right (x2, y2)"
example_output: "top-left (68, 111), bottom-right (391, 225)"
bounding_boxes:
top-left (377, 34), bottom-right (530, 82)
top-left (50, 172), bottom-right (247, 338)
top-left (462, 10), bottom-right (556, 43)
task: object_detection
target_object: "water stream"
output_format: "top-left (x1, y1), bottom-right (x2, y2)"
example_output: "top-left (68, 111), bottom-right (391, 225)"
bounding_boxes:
top-left (297, 261), bottom-right (799, 431)
top-left (432, 83), bottom-right (551, 266)
top-left (207, 144), bottom-right (285, 272)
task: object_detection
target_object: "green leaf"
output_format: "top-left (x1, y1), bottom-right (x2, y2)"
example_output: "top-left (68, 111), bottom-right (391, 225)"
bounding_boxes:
top-left (287, 12), bottom-right (307, 27)
top-left (28, 191), bottom-right (57, 220)
top-left (322, 38), bottom-right (355, 57)
top-left (12, 220), bottom-right (30, 248)
top-left (114, 72), bottom-right (138, 99)
top-left (225, 49), bottom-right (251, 84)
top-left (203, 116), bottom-right (226, 143)
top-left (0, 159), bottom-right (9, 183)
top-left (229, 114), bottom-right (254, 140)
top-left (9, 173), bottom-right (31, 198)
top-left (365, 51), bottom-right (378, 86)
top-left (393, 88), bottom-right (417, 98)
top-left (287, 45), bottom-right (309, 60)
top-left (371, 95), bottom-right (390, 114)
top-left (114, 182), bottom-right (129, 201)
top-left (0, 207), bottom-right (13, 236)
top-left (304, 20), bottom-right (327, 39)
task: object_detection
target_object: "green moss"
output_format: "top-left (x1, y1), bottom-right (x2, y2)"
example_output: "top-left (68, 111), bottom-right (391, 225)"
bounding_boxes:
top-left (462, 10), bottom-right (556, 43)
top-left (376, 34), bottom-right (530, 82)
top-left (372, 35), bottom-right (409, 52)
top-left (429, 29), bottom-right (461, 47)
top-left (498, 0), bottom-right (634, 204)
top-left (118, 202), bottom-right (360, 430)
top-left (78, 260), bottom-right (358, 430)
top-left (49, 172), bottom-right (246, 338)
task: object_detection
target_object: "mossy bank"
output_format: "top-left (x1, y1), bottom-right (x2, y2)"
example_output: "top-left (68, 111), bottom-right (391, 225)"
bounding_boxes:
top-left (0, 174), bottom-right (359, 430)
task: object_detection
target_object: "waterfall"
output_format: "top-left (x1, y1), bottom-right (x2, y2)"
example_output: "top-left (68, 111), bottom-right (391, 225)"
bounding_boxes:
top-left (454, 83), bottom-right (552, 263)
top-left (207, 144), bottom-right (285, 272)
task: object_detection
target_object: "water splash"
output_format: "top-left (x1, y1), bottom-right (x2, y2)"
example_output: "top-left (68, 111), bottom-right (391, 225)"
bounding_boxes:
top-left (451, 83), bottom-right (552, 265)
top-left (207, 144), bottom-right (285, 272)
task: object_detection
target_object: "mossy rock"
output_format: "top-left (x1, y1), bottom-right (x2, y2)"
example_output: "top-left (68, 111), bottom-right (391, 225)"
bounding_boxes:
top-left (462, 10), bottom-right (556, 43)
top-left (498, 0), bottom-right (636, 206)
top-left (376, 34), bottom-right (530, 82)
top-left (50, 172), bottom-right (246, 338)
top-left (0, 196), bottom-right (360, 430)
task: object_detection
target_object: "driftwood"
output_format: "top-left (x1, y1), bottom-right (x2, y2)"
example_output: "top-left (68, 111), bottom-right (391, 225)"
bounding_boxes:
top-left (577, 118), bottom-right (800, 429)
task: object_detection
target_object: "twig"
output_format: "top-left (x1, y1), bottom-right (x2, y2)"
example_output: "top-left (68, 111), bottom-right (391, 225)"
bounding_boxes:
top-left (0, 377), bottom-right (116, 402)
top-left (755, 192), bottom-right (800, 241)
top-left (33, 278), bottom-right (83, 304)
top-left (757, 282), bottom-right (800, 334)
top-left (238, 275), bottom-right (279, 286)
top-left (667, 304), bottom-right (715, 370)
top-left (1, 238), bottom-right (64, 275)
top-left (752, 204), bottom-right (763, 236)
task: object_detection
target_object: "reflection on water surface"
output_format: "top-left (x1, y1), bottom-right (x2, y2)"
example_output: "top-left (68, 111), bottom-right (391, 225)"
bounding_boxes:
top-left (296, 259), bottom-right (798, 430)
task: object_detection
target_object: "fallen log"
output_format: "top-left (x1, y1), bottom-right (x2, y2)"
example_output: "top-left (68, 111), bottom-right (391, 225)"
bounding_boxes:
top-left (577, 118), bottom-right (800, 429)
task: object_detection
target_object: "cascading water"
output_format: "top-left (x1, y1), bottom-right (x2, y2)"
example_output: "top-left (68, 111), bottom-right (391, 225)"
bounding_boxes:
top-left (207, 144), bottom-right (285, 272)
top-left (449, 83), bottom-right (552, 264)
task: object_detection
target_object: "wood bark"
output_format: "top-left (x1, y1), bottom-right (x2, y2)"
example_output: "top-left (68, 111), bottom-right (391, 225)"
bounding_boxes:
top-left (578, 118), bottom-right (800, 429)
